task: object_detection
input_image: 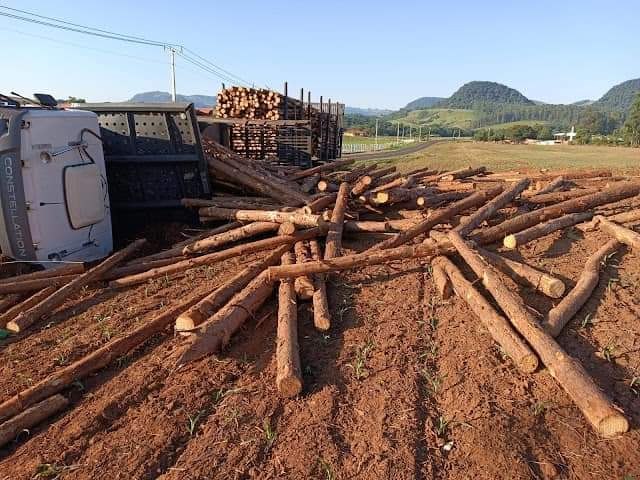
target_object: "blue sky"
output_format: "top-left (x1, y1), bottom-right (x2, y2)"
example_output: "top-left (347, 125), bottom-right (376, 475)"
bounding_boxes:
top-left (1, 0), bottom-right (639, 109)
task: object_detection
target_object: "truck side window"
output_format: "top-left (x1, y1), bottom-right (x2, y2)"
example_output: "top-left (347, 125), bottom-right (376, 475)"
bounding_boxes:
top-left (0, 119), bottom-right (7, 137)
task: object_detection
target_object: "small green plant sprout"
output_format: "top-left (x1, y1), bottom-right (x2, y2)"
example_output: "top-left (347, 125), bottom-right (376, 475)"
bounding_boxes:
top-left (54, 352), bottom-right (69, 366)
top-left (35, 463), bottom-right (63, 479)
top-left (186, 411), bottom-right (204, 437)
top-left (606, 277), bottom-right (620, 293)
top-left (435, 416), bottom-right (450, 437)
top-left (318, 458), bottom-right (335, 480)
top-left (532, 401), bottom-right (549, 416)
top-left (212, 387), bottom-right (228, 405)
top-left (262, 417), bottom-right (277, 447)
top-left (580, 312), bottom-right (595, 329)
top-left (629, 376), bottom-right (639, 396)
top-left (421, 368), bottom-right (446, 397)
top-left (347, 340), bottom-right (374, 380)
top-left (601, 342), bottom-right (617, 362)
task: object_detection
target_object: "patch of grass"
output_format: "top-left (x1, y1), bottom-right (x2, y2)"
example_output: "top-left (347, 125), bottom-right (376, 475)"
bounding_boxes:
top-left (532, 401), bottom-right (550, 416)
top-left (580, 313), bottom-right (595, 329)
top-left (318, 458), bottom-right (335, 480)
top-left (601, 342), bottom-right (617, 362)
top-left (347, 339), bottom-right (374, 380)
top-left (186, 411), bottom-right (204, 437)
top-left (53, 352), bottom-right (69, 367)
top-left (421, 368), bottom-right (446, 397)
top-left (262, 418), bottom-right (277, 448)
top-left (35, 464), bottom-right (63, 478)
top-left (435, 415), bottom-right (450, 437)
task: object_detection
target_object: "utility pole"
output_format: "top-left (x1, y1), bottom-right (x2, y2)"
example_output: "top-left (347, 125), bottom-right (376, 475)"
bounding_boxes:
top-left (396, 122), bottom-right (400, 143)
top-left (409, 126), bottom-right (412, 140)
top-left (168, 47), bottom-right (177, 102)
top-left (375, 118), bottom-right (379, 146)
top-left (418, 125), bottom-right (422, 141)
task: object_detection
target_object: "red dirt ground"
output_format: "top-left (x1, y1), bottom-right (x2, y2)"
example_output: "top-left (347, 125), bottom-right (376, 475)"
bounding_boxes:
top-left (1, 205), bottom-right (639, 479)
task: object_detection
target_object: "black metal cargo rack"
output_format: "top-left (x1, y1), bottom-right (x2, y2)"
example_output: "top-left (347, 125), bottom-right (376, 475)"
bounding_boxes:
top-left (76, 102), bottom-right (210, 209)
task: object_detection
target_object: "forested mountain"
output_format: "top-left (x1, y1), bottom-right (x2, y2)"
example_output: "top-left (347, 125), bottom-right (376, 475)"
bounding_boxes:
top-left (345, 106), bottom-right (393, 116)
top-left (438, 81), bottom-right (534, 108)
top-left (128, 91), bottom-right (216, 107)
top-left (403, 96), bottom-right (446, 111)
top-left (593, 78), bottom-right (640, 112)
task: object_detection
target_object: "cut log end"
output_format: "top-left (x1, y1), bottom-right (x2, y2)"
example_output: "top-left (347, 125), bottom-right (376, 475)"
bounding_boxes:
top-left (503, 234), bottom-right (517, 250)
top-left (276, 375), bottom-right (303, 398)
top-left (540, 275), bottom-right (566, 298)
top-left (174, 313), bottom-right (204, 336)
top-left (598, 413), bottom-right (629, 438)
top-left (294, 277), bottom-right (315, 300)
top-left (519, 354), bottom-right (540, 374)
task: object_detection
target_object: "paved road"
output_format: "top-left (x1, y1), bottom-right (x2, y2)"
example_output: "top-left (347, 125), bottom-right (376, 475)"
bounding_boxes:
top-left (343, 140), bottom-right (445, 162)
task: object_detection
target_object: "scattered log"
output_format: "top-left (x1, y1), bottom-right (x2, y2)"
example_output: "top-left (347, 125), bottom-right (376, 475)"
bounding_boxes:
top-left (344, 219), bottom-right (418, 233)
top-left (341, 163), bottom-right (378, 183)
top-left (525, 188), bottom-right (599, 205)
top-left (596, 216), bottom-right (640, 250)
top-left (350, 175), bottom-right (373, 196)
top-left (289, 158), bottom-right (355, 180)
top-left (0, 287), bottom-right (210, 422)
top-left (182, 222), bottom-right (280, 255)
top-left (109, 229), bottom-right (322, 288)
top-left (302, 193), bottom-right (337, 214)
top-left (0, 394), bottom-right (69, 448)
top-left (196, 207), bottom-right (326, 229)
top-left (0, 294), bottom-right (25, 314)
top-left (276, 251), bottom-right (303, 397)
top-left (0, 287), bottom-right (56, 328)
top-left (456, 179), bottom-right (530, 236)
top-left (439, 166), bottom-right (486, 182)
top-left (471, 182), bottom-right (640, 245)
top-left (431, 262), bottom-right (453, 300)
top-left (503, 212), bottom-right (594, 249)
top-left (293, 241), bottom-right (315, 300)
top-left (533, 176), bottom-right (566, 195)
top-left (176, 270), bottom-right (276, 365)
top-left (309, 239), bottom-right (331, 331)
top-left (542, 239), bottom-right (622, 337)
top-left (324, 183), bottom-right (350, 259)
top-left (7, 239), bottom-right (146, 333)
top-left (181, 198), bottom-right (279, 211)
top-left (432, 256), bottom-right (538, 373)
top-left (371, 186), bottom-right (504, 250)
top-left (0, 275), bottom-right (78, 295)
top-left (317, 180), bottom-right (339, 193)
top-left (175, 245), bottom-right (290, 334)
top-left (429, 231), bottom-right (565, 298)
top-left (447, 231), bottom-right (628, 438)
top-left (0, 263), bottom-right (85, 286)
top-left (578, 208), bottom-right (640, 232)
top-left (300, 173), bottom-right (321, 193)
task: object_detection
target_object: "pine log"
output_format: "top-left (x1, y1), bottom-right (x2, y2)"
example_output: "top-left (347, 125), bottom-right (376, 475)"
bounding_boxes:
top-left (432, 256), bottom-right (538, 373)
top-left (324, 183), bottom-right (350, 259)
top-left (534, 176), bottom-right (566, 195)
top-left (341, 163), bottom-right (378, 183)
top-left (597, 216), bottom-right (640, 250)
top-left (369, 176), bottom-right (411, 193)
top-left (525, 188), bottom-right (599, 205)
top-left (344, 219), bottom-right (418, 233)
top-left (0, 294), bottom-right (25, 314)
top-left (181, 198), bottom-right (279, 211)
top-left (0, 394), bottom-right (69, 448)
top-left (369, 166), bottom-right (396, 180)
top-left (300, 173), bottom-right (321, 193)
top-left (439, 166), bottom-right (486, 181)
top-left (302, 193), bottom-right (337, 214)
top-left (472, 182), bottom-right (640, 245)
top-left (431, 262), bottom-right (453, 300)
top-left (372, 187), bottom-right (433, 206)
top-left (542, 239), bottom-right (622, 337)
top-left (289, 158), bottom-right (355, 180)
top-left (0, 275), bottom-right (78, 295)
top-left (0, 287), bottom-right (57, 328)
top-left (0, 263), bottom-right (85, 286)
top-left (196, 207), bottom-right (326, 229)
top-left (503, 212), bottom-right (593, 249)
top-left (293, 241), bottom-right (315, 300)
top-left (278, 222), bottom-right (297, 236)
top-left (305, 240), bottom-right (330, 331)
top-left (110, 229), bottom-right (322, 288)
top-left (182, 222), bottom-right (280, 255)
top-left (351, 176), bottom-right (373, 196)
top-left (0, 288), bottom-right (210, 422)
top-left (371, 186), bottom-right (504, 251)
top-left (456, 179), bottom-right (530, 237)
top-left (317, 180), bottom-right (339, 193)
top-left (176, 270), bottom-right (276, 365)
top-left (447, 231), bottom-right (628, 438)
top-left (429, 231), bottom-right (565, 298)
top-left (104, 256), bottom-right (186, 281)
top-left (175, 245), bottom-right (291, 334)
top-left (606, 208), bottom-right (640, 225)
top-left (7, 239), bottom-right (146, 333)
top-left (276, 251), bottom-right (303, 397)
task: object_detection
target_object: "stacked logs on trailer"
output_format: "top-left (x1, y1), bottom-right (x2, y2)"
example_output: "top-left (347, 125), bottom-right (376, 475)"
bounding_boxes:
top-left (2, 144), bottom-right (640, 446)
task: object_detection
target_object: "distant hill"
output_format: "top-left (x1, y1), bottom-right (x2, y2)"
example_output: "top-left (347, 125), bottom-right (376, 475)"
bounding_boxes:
top-left (593, 78), bottom-right (640, 111)
top-left (345, 106), bottom-right (393, 116)
top-left (439, 81), bottom-right (534, 108)
top-left (128, 91), bottom-right (216, 108)
top-left (403, 96), bottom-right (446, 111)
top-left (572, 99), bottom-right (594, 106)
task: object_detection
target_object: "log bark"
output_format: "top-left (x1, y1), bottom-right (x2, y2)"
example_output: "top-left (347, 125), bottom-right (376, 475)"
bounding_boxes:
top-left (175, 245), bottom-right (290, 333)
top-left (293, 241), bottom-right (315, 300)
top-left (0, 288), bottom-right (210, 422)
top-left (431, 262), bottom-right (453, 300)
top-left (0, 294), bottom-right (25, 314)
top-left (432, 256), bottom-right (538, 373)
top-left (268, 240), bottom-right (452, 279)
top-left (439, 166), bottom-right (486, 181)
top-left (0, 275), bottom-right (78, 295)
top-left (342, 163), bottom-right (378, 183)
top-left (317, 180), bottom-right (339, 193)
top-left (0, 263), bottom-right (85, 286)
top-left (525, 188), bottom-right (599, 205)
top-left (196, 207), bottom-right (326, 229)
top-left (350, 176), bottom-right (372, 196)
top-left (578, 208), bottom-right (640, 232)
top-left (7, 239), bottom-right (146, 333)
top-left (302, 193), bottom-right (337, 214)
top-left (324, 183), bottom-right (350, 259)
top-left (456, 179), bottom-right (530, 236)
top-left (534, 176), bottom-right (566, 195)
top-left (597, 216), bottom-right (640, 250)
top-left (472, 182), bottom-right (640, 245)
top-left (503, 212), bottom-right (594, 249)
top-left (309, 239), bottom-right (331, 331)
top-left (429, 231), bottom-right (565, 298)
top-left (182, 222), bottom-right (280, 255)
top-left (182, 198), bottom-right (279, 211)
top-left (276, 251), bottom-right (303, 397)
top-left (0, 394), bottom-right (69, 448)
top-left (344, 219), bottom-right (418, 233)
top-left (176, 270), bottom-right (276, 366)
top-left (371, 186), bottom-right (503, 250)
top-left (447, 231), bottom-right (628, 438)
top-left (110, 229), bottom-right (322, 288)
top-left (0, 287), bottom-right (56, 328)
top-left (542, 239), bottom-right (622, 337)
top-left (300, 173), bottom-right (321, 193)
top-left (289, 158), bottom-right (355, 180)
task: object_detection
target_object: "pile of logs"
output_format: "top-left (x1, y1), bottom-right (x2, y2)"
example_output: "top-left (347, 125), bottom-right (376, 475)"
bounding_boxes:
top-left (215, 86), bottom-right (305, 120)
top-left (2, 140), bottom-right (640, 447)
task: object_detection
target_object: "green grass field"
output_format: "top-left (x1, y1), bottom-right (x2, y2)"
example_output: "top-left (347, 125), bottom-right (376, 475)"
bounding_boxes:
top-left (480, 120), bottom-right (550, 130)
top-left (363, 141), bottom-right (640, 174)
top-left (342, 135), bottom-right (397, 145)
